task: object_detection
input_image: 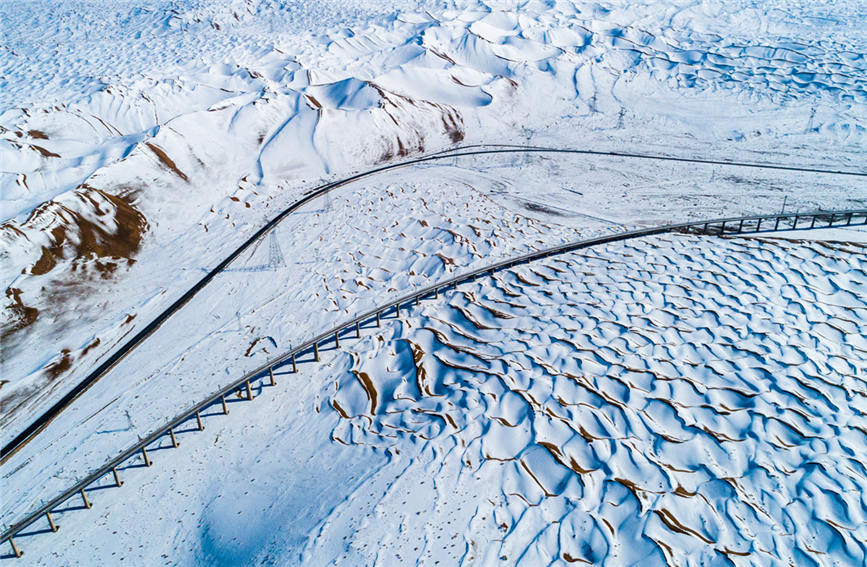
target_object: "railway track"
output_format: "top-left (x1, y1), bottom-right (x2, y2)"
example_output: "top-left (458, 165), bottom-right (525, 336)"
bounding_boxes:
top-left (3, 207), bottom-right (865, 558)
top-left (4, 144), bottom-right (865, 464)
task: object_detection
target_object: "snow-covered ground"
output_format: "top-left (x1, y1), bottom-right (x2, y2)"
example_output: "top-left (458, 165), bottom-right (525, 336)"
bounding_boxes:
top-left (3, 0), bottom-right (866, 432)
top-left (2, 0), bottom-right (867, 564)
top-left (10, 233), bottom-right (866, 565)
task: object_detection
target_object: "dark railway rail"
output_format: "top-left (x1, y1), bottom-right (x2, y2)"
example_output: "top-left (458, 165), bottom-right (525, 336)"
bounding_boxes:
top-left (4, 145), bottom-right (864, 464)
top-left (3, 207), bottom-right (865, 558)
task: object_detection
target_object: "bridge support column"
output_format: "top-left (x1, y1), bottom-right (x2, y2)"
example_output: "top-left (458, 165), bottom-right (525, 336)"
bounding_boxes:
top-left (269, 367), bottom-right (276, 387)
top-left (335, 332), bottom-right (340, 349)
top-left (245, 379), bottom-right (253, 400)
top-left (169, 428), bottom-right (179, 448)
top-left (195, 412), bottom-right (204, 431)
top-left (314, 343), bottom-right (320, 362)
top-left (46, 511), bottom-right (58, 532)
top-left (80, 488), bottom-right (92, 509)
top-left (112, 467), bottom-right (124, 487)
top-left (8, 536), bottom-right (21, 558)
top-left (221, 395), bottom-right (229, 415)
top-left (356, 321), bottom-right (361, 338)
top-left (292, 354), bottom-right (297, 373)
top-left (142, 446), bottom-right (152, 466)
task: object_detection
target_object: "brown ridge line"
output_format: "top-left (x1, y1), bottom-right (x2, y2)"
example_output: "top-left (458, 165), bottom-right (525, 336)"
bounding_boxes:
top-left (655, 508), bottom-right (716, 545)
top-left (146, 142), bottom-right (189, 182)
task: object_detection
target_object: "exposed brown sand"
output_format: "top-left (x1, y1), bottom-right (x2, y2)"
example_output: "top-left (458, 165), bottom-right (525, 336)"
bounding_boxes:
top-left (145, 142), bottom-right (189, 182)
top-left (1, 186), bottom-right (148, 342)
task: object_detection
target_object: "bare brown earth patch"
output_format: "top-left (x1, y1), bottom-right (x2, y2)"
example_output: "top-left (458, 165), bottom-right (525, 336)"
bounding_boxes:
top-left (442, 108), bottom-right (465, 143)
top-left (31, 144), bottom-right (60, 159)
top-left (81, 337), bottom-right (101, 356)
top-left (18, 185), bottom-right (149, 278)
top-left (0, 185), bottom-right (148, 343)
top-left (146, 142), bottom-right (189, 182)
top-left (1, 287), bottom-right (38, 341)
top-left (45, 349), bottom-right (73, 380)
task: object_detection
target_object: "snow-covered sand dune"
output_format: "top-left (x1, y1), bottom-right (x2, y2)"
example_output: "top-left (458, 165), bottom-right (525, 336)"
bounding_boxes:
top-left (4, 154), bottom-right (863, 540)
top-left (10, 233), bottom-right (865, 565)
top-left (322, 234), bottom-right (867, 565)
top-left (0, 161), bottom-right (601, 536)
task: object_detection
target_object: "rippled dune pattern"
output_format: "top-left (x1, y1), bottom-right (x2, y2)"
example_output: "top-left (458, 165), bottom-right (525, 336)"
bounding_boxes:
top-left (328, 234), bottom-right (867, 566)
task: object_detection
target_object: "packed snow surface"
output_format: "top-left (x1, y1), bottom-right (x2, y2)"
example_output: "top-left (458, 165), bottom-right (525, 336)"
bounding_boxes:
top-left (11, 233), bottom-right (866, 565)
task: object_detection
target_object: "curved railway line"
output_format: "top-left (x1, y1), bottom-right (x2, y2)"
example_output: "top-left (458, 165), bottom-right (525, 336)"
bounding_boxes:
top-left (3, 207), bottom-right (866, 558)
top-left (4, 145), bottom-right (866, 466)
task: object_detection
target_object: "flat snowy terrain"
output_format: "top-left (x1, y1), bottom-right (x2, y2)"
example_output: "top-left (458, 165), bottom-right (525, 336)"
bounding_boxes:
top-left (1, 0), bottom-right (866, 565)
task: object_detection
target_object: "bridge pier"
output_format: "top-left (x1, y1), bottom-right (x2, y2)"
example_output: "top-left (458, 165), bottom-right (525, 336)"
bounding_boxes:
top-left (112, 467), bottom-right (123, 487)
top-left (80, 488), bottom-right (91, 509)
top-left (45, 512), bottom-right (57, 532)
top-left (8, 536), bottom-right (21, 558)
